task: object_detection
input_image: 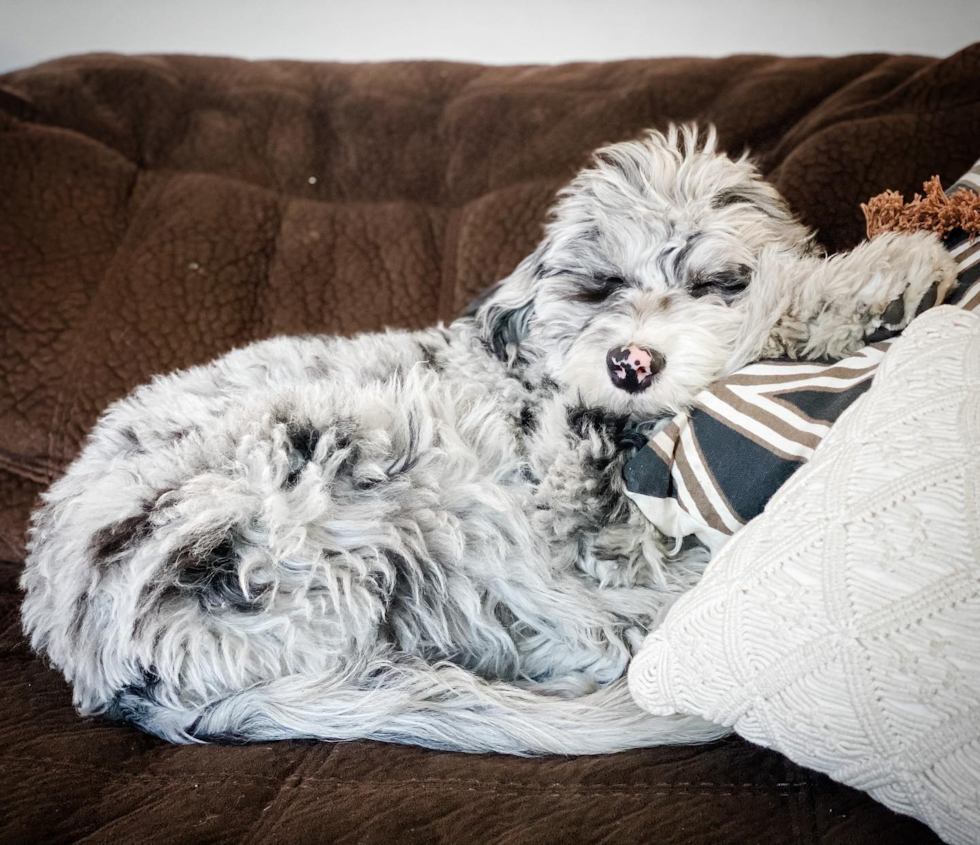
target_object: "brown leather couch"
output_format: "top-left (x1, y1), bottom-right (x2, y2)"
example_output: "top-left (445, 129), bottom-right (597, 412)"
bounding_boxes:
top-left (2, 47), bottom-right (978, 843)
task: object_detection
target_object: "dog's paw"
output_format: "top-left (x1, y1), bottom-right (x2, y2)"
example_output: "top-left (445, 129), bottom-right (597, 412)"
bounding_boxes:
top-left (859, 232), bottom-right (958, 338)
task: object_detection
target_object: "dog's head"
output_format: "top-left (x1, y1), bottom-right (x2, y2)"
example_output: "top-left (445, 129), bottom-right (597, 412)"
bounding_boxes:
top-left (473, 125), bottom-right (815, 417)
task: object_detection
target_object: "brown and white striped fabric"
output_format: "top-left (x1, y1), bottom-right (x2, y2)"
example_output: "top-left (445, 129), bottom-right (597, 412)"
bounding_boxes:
top-left (624, 159), bottom-right (980, 551)
top-left (948, 160), bottom-right (980, 310)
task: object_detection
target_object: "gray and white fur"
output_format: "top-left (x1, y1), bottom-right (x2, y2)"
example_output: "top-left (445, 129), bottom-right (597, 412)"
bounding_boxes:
top-left (20, 126), bottom-right (957, 755)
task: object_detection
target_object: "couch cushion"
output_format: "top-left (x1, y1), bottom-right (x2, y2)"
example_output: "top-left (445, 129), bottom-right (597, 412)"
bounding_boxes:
top-left (3, 47), bottom-right (979, 843)
top-left (3, 50), bottom-right (980, 470)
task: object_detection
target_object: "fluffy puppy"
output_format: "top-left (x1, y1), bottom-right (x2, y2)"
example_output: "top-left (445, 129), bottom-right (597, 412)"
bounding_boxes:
top-left (20, 126), bottom-right (957, 755)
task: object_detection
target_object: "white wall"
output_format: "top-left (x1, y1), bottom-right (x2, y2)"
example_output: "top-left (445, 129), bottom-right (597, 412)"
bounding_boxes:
top-left (2, 0), bottom-right (978, 74)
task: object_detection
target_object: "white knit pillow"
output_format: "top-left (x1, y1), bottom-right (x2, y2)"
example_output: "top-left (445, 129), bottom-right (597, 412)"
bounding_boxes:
top-left (629, 306), bottom-right (980, 845)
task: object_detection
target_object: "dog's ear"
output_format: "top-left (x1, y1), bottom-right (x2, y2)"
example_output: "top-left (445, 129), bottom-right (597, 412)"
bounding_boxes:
top-left (466, 250), bottom-right (541, 362)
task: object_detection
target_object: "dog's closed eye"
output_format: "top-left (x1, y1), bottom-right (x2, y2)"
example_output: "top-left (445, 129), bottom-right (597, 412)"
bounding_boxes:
top-left (690, 266), bottom-right (751, 301)
top-left (712, 189), bottom-right (762, 209)
top-left (569, 274), bottom-right (629, 304)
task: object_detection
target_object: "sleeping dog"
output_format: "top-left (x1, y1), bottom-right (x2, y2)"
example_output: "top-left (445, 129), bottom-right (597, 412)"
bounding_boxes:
top-left (21, 126), bottom-right (956, 754)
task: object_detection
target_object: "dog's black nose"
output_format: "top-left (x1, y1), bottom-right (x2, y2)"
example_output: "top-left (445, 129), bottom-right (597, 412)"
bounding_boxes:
top-left (607, 345), bottom-right (665, 393)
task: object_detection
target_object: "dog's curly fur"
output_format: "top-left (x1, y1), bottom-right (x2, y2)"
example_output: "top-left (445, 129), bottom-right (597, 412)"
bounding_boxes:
top-left (20, 126), bottom-right (957, 755)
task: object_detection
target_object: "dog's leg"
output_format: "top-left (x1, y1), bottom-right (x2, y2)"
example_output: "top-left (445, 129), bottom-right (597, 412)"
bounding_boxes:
top-left (752, 231), bottom-right (958, 360)
top-left (524, 402), bottom-right (704, 656)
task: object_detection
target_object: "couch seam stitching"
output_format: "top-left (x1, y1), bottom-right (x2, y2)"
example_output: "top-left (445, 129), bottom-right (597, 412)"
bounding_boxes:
top-left (0, 757), bottom-right (809, 792)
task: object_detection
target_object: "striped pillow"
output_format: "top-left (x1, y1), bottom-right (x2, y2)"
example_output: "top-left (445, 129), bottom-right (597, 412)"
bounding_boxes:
top-left (624, 160), bottom-right (980, 552)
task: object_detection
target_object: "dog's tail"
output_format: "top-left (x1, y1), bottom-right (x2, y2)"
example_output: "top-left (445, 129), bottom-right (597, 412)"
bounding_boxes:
top-left (107, 656), bottom-right (727, 755)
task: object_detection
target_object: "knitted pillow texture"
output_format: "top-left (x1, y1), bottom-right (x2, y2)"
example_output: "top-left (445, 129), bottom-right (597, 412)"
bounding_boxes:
top-left (628, 306), bottom-right (980, 845)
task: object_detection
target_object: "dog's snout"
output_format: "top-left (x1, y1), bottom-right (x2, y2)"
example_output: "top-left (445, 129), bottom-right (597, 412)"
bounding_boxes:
top-left (606, 345), bottom-right (665, 393)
